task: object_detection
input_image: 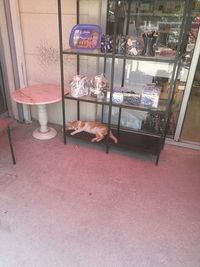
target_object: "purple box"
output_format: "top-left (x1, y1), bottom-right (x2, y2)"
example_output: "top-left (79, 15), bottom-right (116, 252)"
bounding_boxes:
top-left (69, 24), bottom-right (102, 50)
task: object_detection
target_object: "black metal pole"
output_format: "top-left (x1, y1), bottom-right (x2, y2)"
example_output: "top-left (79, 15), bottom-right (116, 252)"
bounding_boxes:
top-left (117, 107), bottom-right (122, 135)
top-left (102, 0), bottom-right (111, 126)
top-left (106, 0), bottom-right (119, 153)
top-left (7, 127), bottom-right (16, 165)
top-left (77, 0), bottom-right (80, 120)
top-left (101, 103), bottom-right (104, 123)
top-left (77, 100), bottom-right (80, 120)
top-left (103, 0), bottom-right (110, 75)
top-left (117, 0), bottom-right (132, 135)
top-left (77, 0), bottom-right (80, 74)
top-left (57, 0), bottom-right (66, 144)
top-left (121, 0), bottom-right (131, 88)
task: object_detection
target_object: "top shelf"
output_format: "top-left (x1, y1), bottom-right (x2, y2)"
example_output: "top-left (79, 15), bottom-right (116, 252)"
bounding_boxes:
top-left (62, 49), bottom-right (176, 63)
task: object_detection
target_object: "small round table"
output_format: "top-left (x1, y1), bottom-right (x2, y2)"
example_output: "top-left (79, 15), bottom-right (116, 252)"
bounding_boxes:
top-left (12, 84), bottom-right (64, 140)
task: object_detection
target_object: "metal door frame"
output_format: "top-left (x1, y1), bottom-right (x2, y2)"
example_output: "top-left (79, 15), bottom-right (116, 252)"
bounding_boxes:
top-left (0, 0), bottom-right (31, 122)
top-left (0, 58), bottom-right (8, 115)
top-left (174, 28), bottom-right (200, 144)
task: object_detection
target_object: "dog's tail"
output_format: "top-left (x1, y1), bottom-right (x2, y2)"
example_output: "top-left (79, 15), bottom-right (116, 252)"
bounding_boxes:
top-left (109, 131), bottom-right (118, 143)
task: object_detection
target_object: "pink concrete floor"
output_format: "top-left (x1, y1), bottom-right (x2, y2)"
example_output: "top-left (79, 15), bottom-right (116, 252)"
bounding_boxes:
top-left (0, 121), bottom-right (200, 267)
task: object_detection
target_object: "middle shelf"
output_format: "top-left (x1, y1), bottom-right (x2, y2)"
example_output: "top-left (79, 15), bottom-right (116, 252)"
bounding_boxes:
top-left (63, 48), bottom-right (177, 63)
top-left (64, 92), bottom-right (167, 113)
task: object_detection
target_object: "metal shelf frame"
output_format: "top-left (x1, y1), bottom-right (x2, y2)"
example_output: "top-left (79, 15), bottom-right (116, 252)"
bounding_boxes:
top-left (57, 0), bottom-right (191, 164)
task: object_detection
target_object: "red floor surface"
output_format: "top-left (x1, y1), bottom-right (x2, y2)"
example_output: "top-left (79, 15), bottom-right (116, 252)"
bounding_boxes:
top-left (0, 121), bottom-right (200, 267)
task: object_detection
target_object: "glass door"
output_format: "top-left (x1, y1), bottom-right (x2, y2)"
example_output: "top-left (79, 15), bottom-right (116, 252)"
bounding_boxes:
top-left (180, 55), bottom-right (200, 143)
top-left (174, 28), bottom-right (200, 145)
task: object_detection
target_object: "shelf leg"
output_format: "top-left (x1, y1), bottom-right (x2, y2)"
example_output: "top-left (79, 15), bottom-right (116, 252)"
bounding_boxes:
top-left (155, 137), bottom-right (163, 165)
top-left (77, 100), bottom-right (80, 120)
top-left (106, 136), bottom-right (110, 154)
top-left (7, 127), bottom-right (16, 165)
top-left (155, 152), bottom-right (160, 165)
top-left (64, 133), bottom-right (67, 144)
top-left (101, 104), bottom-right (104, 123)
top-left (161, 134), bottom-right (165, 150)
top-left (117, 107), bottom-right (122, 135)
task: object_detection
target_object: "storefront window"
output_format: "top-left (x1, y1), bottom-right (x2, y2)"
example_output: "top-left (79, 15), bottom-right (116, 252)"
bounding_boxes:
top-left (168, 1), bottom-right (200, 137)
top-left (180, 54), bottom-right (200, 143)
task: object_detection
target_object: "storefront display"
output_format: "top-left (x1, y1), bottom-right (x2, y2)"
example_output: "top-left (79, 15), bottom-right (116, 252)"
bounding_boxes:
top-left (58, 0), bottom-right (197, 163)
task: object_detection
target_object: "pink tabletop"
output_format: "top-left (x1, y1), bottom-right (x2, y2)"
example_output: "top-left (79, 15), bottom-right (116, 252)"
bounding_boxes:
top-left (12, 84), bottom-right (67, 105)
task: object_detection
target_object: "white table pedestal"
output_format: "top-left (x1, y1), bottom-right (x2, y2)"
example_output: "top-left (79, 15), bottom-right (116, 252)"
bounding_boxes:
top-left (12, 84), bottom-right (64, 140)
top-left (32, 104), bottom-right (57, 140)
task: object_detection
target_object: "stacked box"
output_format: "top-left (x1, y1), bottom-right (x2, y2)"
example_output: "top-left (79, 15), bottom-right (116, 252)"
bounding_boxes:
top-left (141, 84), bottom-right (161, 108)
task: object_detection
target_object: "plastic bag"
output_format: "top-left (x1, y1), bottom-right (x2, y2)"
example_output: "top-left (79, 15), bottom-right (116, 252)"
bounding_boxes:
top-left (70, 75), bottom-right (90, 97)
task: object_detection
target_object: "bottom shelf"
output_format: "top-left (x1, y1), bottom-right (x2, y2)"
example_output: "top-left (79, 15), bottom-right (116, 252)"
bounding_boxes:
top-left (112, 129), bottom-right (162, 155)
top-left (65, 129), bottom-right (163, 165)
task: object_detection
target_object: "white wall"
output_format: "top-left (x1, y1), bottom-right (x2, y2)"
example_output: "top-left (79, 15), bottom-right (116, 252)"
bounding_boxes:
top-left (18, 0), bottom-right (101, 125)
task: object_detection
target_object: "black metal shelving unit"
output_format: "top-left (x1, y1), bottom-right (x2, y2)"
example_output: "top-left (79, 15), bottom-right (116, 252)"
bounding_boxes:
top-left (57, 0), bottom-right (190, 164)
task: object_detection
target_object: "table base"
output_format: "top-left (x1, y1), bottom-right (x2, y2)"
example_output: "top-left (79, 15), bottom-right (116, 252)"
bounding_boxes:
top-left (32, 127), bottom-right (57, 140)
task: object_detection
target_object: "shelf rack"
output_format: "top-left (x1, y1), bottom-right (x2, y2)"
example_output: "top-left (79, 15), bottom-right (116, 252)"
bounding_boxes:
top-left (57, 0), bottom-right (191, 164)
